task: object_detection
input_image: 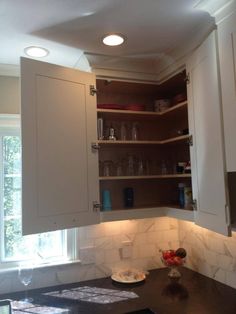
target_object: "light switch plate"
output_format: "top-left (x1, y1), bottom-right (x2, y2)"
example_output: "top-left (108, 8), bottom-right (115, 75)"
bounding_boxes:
top-left (120, 240), bottom-right (133, 259)
top-left (79, 246), bottom-right (95, 264)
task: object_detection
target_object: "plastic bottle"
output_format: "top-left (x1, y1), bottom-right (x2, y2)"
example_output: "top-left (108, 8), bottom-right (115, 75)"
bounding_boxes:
top-left (123, 187), bottom-right (134, 208)
top-left (102, 190), bottom-right (112, 211)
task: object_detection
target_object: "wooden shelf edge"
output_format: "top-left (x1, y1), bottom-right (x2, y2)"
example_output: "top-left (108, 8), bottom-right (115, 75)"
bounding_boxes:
top-left (99, 174), bottom-right (191, 181)
top-left (98, 140), bottom-right (162, 144)
top-left (100, 206), bottom-right (194, 223)
top-left (159, 101), bottom-right (187, 115)
top-left (96, 101), bottom-right (187, 116)
top-left (98, 134), bottom-right (189, 145)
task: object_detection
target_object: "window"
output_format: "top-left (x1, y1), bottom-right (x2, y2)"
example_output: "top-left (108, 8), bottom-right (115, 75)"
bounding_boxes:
top-left (0, 115), bottom-right (77, 268)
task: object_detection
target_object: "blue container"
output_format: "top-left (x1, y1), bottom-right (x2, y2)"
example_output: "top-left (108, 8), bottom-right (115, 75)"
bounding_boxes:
top-left (102, 190), bottom-right (112, 211)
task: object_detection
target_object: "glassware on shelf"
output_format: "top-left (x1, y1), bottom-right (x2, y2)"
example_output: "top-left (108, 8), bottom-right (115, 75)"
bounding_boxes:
top-left (18, 262), bottom-right (34, 303)
top-left (160, 160), bottom-right (168, 175)
top-left (126, 155), bottom-right (135, 176)
top-left (120, 122), bottom-right (127, 141)
top-left (102, 160), bottom-right (114, 176)
top-left (108, 126), bottom-right (117, 140)
top-left (131, 122), bottom-right (139, 141)
top-left (137, 158), bottom-right (144, 176)
top-left (115, 160), bottom-right (124, 176)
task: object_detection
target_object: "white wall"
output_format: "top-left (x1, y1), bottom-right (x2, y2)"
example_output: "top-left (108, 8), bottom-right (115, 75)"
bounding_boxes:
top-left (0, 76), bottom-right (20, 114)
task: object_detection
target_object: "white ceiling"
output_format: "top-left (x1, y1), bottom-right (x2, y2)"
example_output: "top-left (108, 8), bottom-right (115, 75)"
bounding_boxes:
top-left (0, 0), bottom-right (214, 71)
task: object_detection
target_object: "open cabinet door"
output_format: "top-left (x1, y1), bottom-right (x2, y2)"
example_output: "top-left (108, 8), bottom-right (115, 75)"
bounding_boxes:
top-left (187, 31), bottom-right (230, 236)
top-left (21, 57), bottom-right (100, 235)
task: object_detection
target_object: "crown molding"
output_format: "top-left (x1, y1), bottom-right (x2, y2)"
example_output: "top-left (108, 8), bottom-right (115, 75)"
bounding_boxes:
top-left (195, 0), bottom-right (235, 23)
top-left (0, 64), bottom-right (20, 77)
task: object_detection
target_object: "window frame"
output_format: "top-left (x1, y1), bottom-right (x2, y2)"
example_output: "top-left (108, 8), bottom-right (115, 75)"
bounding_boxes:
top-left (0, 114), bottom-right (78, 271)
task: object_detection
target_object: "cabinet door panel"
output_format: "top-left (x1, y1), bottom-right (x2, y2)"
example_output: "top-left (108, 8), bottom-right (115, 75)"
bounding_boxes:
top-left (21, 57), bottom-right (99, 235)
top-left (218, 12), bottom-right (236, 171)
top-left (187, 31), bottom-right (230, 235)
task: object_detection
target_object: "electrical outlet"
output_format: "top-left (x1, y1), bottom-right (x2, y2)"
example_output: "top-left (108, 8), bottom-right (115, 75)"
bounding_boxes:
top-left (120, 240), bottom-right (133, 259)
top-left (79, 246), bottom-right (95, 264)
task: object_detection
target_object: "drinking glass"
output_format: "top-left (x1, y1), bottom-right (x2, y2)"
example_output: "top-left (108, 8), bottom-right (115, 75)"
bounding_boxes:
top-left (18, 262), bottom-right (34, 303)
top-left (120, 122), bottom-right (127, 141)
top-left (131, 122), bottom-right (139, 141)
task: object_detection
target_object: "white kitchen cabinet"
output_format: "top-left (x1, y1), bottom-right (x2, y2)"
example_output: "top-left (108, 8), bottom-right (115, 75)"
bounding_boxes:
top-left (21, 28), bottom-right (232, 236)
top-left (187, 31), bottom-right (230, 236)
top-left (21, 57), bottom-right (100, 235)
top-left (217, 9), bottom-right (236, 172)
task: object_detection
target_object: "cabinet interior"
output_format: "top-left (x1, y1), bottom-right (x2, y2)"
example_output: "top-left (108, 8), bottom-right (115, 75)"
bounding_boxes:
top-left (96, 72), bottom-right (192, 212)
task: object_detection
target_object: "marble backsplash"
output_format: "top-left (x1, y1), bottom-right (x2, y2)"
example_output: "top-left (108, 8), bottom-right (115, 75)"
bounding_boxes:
top-left (179, 220), bottom-right (236, 289)
top-left (0, 217), bottom-right (179, 294)
top-left (2, 217), bottom-right (236, 294)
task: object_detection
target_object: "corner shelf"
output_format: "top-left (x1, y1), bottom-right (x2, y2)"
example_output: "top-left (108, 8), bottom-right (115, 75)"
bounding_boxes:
top-left (97, 101), bottom-right (187, 117)
top-left (98, 134), bottom-right (190, 146)
top-left (99, 174), bottom-right (191, 181)
top-left (100, 205), bottom-right (194, 223)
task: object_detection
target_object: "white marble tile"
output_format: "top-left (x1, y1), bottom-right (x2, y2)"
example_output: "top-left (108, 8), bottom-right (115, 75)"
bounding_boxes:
top-left (120, 220), bottom-right (139, 234)
top-left (226, 271), bottom-right (236, 289)
top-left (138, 218), bottom-right (155, 233)
top-left (95, 249), bottom-right (105, 265)
top-left (94, 236), bottom-right (113, 250)
top-left (78, 237), bottom-right (94, 248)
top-left (104, 249), bottom-right (120, 263)
top-left (138, 244), bottom-right (156, 258)
top-left (155, 217), bottom-right (172, 231)
top-left (206, 236), bottom-right (226, 254)
top-left (218, 254), bottom-right (236, 271)
top-left (161, 229), bottom-right (179, 242)
top-left (133, 232), bottom-right (147, 246)
top-left (103, 221), bottom-right (121, 236)
top-left (146, 231), bottom-right (163, 244)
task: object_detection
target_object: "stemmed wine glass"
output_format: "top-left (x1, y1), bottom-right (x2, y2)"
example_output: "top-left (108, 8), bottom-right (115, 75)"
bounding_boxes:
top-left (18, 262), bottom-right (34, 303)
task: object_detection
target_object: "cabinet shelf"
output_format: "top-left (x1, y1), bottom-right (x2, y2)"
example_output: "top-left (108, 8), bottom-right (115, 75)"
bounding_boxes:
top-left (98, 134), bottom-right (190, 145)
top-left (100, 205), bottom-right (194, 223)
top-left (97, 101), bottom-right (187, 117)
top-left (99, 174), bottom-right (191, 181)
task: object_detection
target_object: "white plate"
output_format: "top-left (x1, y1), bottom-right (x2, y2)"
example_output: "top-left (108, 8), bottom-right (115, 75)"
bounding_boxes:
top-left (111, 273), bottom-right (146, 284)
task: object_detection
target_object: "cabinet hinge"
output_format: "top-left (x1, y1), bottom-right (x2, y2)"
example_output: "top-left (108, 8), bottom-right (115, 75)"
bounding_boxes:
top-left (90, 85), bottom-right (98, 96)
top-left (192, 199), bottom-right (197, 211)
top-left (91, 142), bottom-right (100, 151)
top-left (185, 73), bottom-right (190, 85)
top-left (93, 201), bottom-right (101, 212)
top-left (188, 135), bottom-right (193, 146)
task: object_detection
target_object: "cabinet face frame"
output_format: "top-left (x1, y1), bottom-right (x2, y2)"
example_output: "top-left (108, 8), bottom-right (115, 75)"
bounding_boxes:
top-left (21, 57), bottom-right (100, 235)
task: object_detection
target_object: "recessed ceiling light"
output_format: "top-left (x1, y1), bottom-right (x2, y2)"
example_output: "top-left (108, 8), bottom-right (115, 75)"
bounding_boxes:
top-left (24, 46), bottom-right (49, 58)
top-left (102, 34), bottom-right (125, 46)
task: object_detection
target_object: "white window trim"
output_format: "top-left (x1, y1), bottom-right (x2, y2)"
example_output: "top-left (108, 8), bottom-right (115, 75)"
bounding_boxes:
top-left (0, 114), bottom-right (79, 271)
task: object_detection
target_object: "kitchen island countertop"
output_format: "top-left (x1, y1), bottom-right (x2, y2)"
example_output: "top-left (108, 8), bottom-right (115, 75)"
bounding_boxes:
top-left (1, 267), bottom-right (236, 314)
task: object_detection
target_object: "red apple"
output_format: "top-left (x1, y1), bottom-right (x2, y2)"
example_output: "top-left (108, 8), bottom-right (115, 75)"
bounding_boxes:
top-left (162, 250), bottom-right (175, 260)
top-left (173, 256), bottom-right (183, 266)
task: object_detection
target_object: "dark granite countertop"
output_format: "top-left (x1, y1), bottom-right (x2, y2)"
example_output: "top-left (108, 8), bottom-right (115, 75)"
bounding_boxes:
top-left (1, 267), bottom-right (236, 314)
